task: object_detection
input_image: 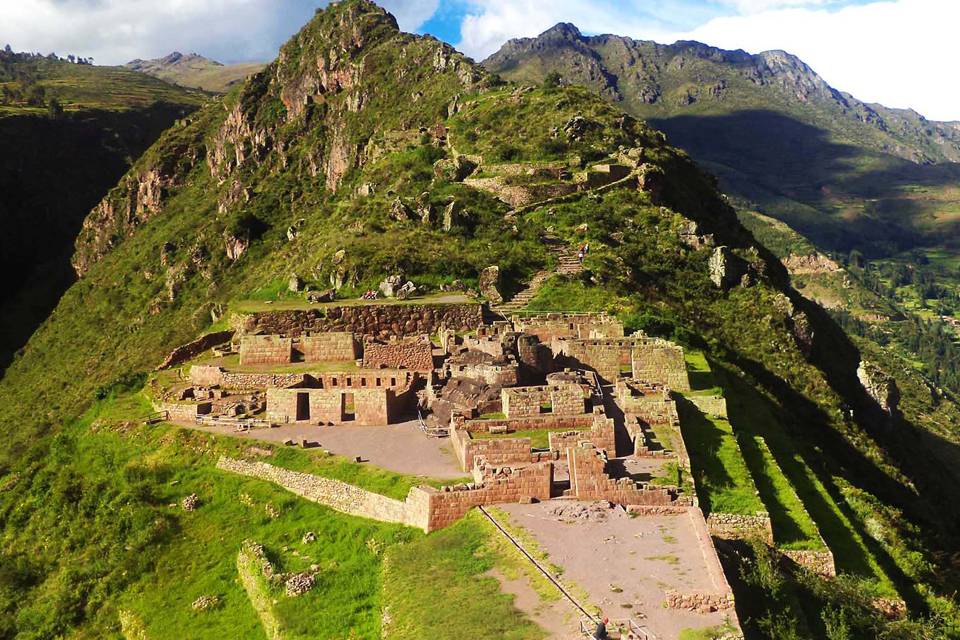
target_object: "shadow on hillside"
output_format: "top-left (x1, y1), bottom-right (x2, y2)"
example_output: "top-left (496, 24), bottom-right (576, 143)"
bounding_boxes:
top-left (721, 298), bottom-right (960, 606)
top-left (0, 103), bottom-right (193, 377)
top-left (648, 109), bottom-right (960, 256)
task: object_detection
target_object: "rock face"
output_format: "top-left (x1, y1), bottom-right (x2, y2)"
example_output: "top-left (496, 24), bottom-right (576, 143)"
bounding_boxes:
top-left (433, 155), bottom-right (477, 182)
top-left (857, 360), bottom-right (900, 419)
top-left (709, 246), bottom-right (747, 290)
top-left (479, 266), bottom-right (503, 303)
top-left (224, 232), bottom-right (249, 261)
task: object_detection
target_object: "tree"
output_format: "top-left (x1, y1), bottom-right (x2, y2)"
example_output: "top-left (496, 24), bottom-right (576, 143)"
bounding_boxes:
top-left (47, 97), bottom-right (63, 119)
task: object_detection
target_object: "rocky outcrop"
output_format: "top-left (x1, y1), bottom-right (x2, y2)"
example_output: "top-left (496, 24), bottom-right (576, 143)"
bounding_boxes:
top-left (782, 252), bottom-right (840, 275)
top-left (709, 246), bottom-right (749, 290)
top-left (479, 266), bottom-right (503, 303)
top-left (857, 360), bottom-right (900, 419)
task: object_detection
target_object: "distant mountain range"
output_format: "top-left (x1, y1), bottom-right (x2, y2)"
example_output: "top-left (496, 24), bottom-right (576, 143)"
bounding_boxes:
top-left (484, 23), bottom-right (960, 257)
top-left (125, 51), bottom-right (266, 93)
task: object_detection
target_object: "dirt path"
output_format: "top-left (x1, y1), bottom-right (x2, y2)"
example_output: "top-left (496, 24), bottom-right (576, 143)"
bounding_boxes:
top-left (177, 419), bottom-right (466, 479)
top-left (497, 502), bottom-right (734, 640)
top-left (487, 568), bottom-right (583, 640)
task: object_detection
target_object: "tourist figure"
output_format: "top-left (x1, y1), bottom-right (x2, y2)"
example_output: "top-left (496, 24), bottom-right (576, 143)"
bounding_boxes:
top-left (593, 618), bottom-right (608, 639)
top-left (578, 249), bottom-right (585, 264)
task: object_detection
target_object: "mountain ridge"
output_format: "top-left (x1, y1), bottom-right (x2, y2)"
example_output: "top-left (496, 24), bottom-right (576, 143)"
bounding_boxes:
top-left (486, 23), bottom-right (960, 164)
top-left (124, 51), bottom-right (266, 93)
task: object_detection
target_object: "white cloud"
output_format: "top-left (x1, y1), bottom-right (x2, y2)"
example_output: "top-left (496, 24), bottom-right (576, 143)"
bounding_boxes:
top-left (714, 0), bottom-right (836, 12)
top-left (0, 0), bottom-right (439, 66)
top-left (660, 0), bottom-right (960, 121)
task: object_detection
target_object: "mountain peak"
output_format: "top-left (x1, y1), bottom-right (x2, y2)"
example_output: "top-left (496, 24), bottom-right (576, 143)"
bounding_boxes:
top-left (542, 22), bottom-right (582, 40)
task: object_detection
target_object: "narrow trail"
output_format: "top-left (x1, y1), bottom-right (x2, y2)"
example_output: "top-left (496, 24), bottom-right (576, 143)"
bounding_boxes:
top-left (492, 234), bottom-right (585, 315)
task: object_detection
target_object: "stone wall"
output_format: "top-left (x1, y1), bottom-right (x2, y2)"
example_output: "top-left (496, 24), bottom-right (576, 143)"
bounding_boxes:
top-left (567, 445), bottom-right (683, 506)
top-left (688, 395), bottom-right (728, 419)
top-left (216, 457), bottom-right (431, 530)
top-left (240, 335), bottom-right (293, 366)
top-left (512, 313), bottom-right (625, 342)
top-left (617, 383), bottom-right (679, 425)
top-left (516, 335), bottom-right (554, 379)
top-left (781, 549), bottom-right (837, 578)
top-left (189, 367), bottom-right (308, 390)
top-left (216, 456), bottom-right (552, 534)
top-left (706, 512), bottom-right (775, 545)
top-left (632, 339), bottom-right (690, 391)
top-left (548, 417), bottom-right (617, 456)
top-left (239, 302), bottom-right (484, 340)
top-left (665, 508), bottom-right (742, 632)
top-left (450, 427), bottom-right (535, 472)
top-left (157, 401), bottom-right (212, 421)
top-left (502, 383), bottom-right (587, 418)
top-left (300, 332), bottom-right (360, 362)
top-left (362, 336), bottom-right (434, 371)
top-left (266, 387), bottom-right (402, 425)
top-left (424, 462), bottom-right (554, 530)
top-left (462, 176), bottom-right (577, 208)
top-left (443, 361), bottom-right (519, 387)
top-left (157, 330), bottom-right (235, 371)
top-left (458, 413), bottom-right (597, 434)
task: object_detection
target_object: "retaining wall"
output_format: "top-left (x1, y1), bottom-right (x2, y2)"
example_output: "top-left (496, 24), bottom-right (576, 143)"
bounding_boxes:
top-left (216, 456), bottom-right (552, 533)
top-left (240, 336), bottom-right (293, 366)
top-left (706, 512), bottom-right (775, 545)
top-left (362, 337), bottom-right (434, 371)
top-left (157, 330), bottom-right (235, 371)
top-left (238, 303), bottom-right (483, 340)
top-left (300, 333), bottom-right (360, 362)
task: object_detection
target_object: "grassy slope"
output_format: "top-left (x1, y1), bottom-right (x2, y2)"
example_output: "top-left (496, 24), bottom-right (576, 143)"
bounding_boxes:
top-left (1, 2), bottom-right (960, 637)
top-left (0, 58), bottom-right (206, 116)
top-left (126, 58), bottom-right (268, 94)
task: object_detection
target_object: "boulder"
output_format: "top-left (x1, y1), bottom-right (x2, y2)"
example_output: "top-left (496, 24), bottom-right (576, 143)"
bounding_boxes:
top-left (395, 281), bottom-right (417, 300)
top-left (288, 273), bottom-right (304, 293)
top-left (417, 192), bottom-right (434, 225)
top-left (479, 266), bottom-right (503, 303)
top-left (379, 274), bottom-right (404, 298)
top-left (306, 289), bottom-right (335, 303)
top-left (390, 197), bottom-right (413, 222)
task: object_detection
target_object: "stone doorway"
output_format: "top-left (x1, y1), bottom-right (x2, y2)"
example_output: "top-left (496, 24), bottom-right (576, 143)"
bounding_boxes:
top-left (296, 392), bottom-right (311, 421)
top-left (342, 392), bottom-right (356, 422)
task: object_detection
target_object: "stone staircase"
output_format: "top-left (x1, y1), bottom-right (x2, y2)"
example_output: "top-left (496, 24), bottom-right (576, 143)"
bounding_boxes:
top-left (492, 235), bottom-right (584, 315)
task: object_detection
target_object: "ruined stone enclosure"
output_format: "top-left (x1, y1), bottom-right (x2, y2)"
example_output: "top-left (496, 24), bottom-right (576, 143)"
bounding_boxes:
top-left (185, 306), bottom-right (746, 635)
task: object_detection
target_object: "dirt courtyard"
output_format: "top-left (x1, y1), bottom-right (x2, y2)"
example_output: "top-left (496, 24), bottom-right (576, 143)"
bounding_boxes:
top-left (496, 501), bottom-right (736, 640)
top-left (182, 419), bottom-right (466, 479)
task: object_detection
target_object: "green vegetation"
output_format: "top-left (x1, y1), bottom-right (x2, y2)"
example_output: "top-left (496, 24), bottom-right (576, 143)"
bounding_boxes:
top-left (472, 428), bottom-right (586, 449)
top-left (381, 510), bottom-right (546, 639)
top-left (676, 398), bottom-right (765, 515)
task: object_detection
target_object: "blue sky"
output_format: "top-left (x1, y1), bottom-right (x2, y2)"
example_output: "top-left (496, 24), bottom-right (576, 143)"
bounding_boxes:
top-left (3, 0), bottom-right (958, 120)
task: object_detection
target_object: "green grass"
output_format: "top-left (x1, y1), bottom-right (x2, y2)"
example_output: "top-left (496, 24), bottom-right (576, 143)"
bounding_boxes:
top-left (381, 510), bottom-right (546, 640)
top-left (676, 398), bottom-right (765, 515)
top-left (471, 428), bottom-right (586, 449)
